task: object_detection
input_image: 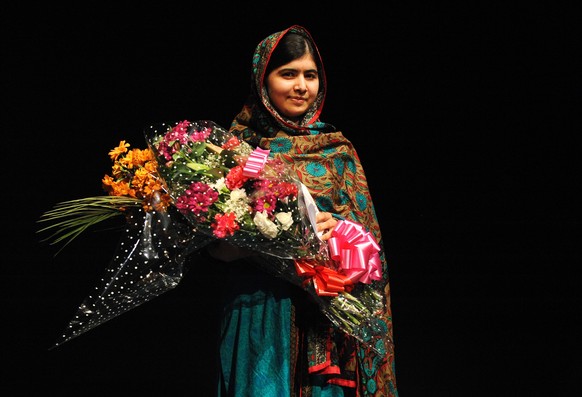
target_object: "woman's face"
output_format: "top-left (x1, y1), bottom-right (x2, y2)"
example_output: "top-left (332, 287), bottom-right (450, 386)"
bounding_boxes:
top-left (266, 53), bottom-right (319, 121)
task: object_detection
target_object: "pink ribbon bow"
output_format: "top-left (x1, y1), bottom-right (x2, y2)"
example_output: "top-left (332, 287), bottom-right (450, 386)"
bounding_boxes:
top-left (242, 147), bottom-right (270, 178)
top-left (327, 220), bottom-right (383, 284)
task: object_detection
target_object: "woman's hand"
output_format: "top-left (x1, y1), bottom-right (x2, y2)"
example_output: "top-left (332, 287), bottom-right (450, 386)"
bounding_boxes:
top-left (315, 212), bottom-right (339, 241)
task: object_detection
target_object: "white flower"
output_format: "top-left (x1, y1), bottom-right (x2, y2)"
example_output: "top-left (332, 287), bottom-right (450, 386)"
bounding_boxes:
top-left (253, 210), bottom-right (279, 239)
top-left (210, 177), bottom-right (226, 192)
top-left (229, 188), bottom-right (247, 202)
top-left (275, 211), bottom-right (293, 230)
top-left (224, 188), bottom-right (250, 220)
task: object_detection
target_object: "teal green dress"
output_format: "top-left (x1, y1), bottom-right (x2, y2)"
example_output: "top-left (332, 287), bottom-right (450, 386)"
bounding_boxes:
top-left (217, 261), bottom-right (346, 397)
top-left (218, 262), bottom-right (293, 396)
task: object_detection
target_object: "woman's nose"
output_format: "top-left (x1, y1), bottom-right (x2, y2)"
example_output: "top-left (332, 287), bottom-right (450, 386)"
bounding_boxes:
top-left (294, 78), bottom-right (307, 92)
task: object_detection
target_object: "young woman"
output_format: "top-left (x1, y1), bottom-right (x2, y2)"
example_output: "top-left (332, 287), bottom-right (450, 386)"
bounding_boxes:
top-left (211, 25), bottom-right (398, 397)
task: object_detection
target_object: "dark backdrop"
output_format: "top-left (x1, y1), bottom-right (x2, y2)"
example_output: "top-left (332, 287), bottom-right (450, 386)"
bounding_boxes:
top-left (3, 2), bottom-right (579, 396)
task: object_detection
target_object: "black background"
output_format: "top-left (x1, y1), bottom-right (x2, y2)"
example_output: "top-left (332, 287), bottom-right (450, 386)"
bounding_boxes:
top-left (3, 2), bottom-right (579, 396)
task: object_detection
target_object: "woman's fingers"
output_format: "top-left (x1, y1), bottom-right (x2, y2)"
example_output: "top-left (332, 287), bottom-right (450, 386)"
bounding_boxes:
top-left (316, 212), bottom-right (338, 240)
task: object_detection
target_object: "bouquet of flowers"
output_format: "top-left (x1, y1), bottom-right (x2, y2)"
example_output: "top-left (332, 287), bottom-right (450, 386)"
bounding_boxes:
top-left (38, 120), bottom-right (388, 355)
top-left (144, 120), bottom-right (327, 260)
top-left (147, 120), bottom-right (388, 354)
top-left (38, 133), bottom-right (206, 348)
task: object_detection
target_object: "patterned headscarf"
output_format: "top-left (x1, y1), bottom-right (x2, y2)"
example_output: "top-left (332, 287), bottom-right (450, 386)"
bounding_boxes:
top-left (230, 25), bottom-right (383, 241)
top-left (229, 25), bottom-right (398, 396)
top-left (231, 25), bottom-right (331, 141)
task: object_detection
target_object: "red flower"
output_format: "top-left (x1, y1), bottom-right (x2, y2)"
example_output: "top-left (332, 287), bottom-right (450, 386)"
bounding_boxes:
top-left (222, 136), bottom-right (241, 150)
top-left (211, 212), bottom-right (240, 238)
top-left (225, 165), bottom-right (249, 190)
top-left (272, 181), bottom-right (298, 198)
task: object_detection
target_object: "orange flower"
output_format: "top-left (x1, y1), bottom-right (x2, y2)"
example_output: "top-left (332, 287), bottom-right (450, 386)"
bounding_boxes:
top-left (103, 142), bottom-right (172, 212)
top-left (108, 140), bottom-right (130, 161)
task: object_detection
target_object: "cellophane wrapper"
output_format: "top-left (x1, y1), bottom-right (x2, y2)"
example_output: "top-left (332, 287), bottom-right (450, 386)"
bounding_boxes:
top-left (53, 120), bottom-right (388, 356)
top-left (144, 120), bottom-right (328, 261)
top-left (52, 201), bottom-right (212, 347)
top-left (248, 253), bottom-right (390, 356)
top-left (145, 120), bottom-right (389, 356)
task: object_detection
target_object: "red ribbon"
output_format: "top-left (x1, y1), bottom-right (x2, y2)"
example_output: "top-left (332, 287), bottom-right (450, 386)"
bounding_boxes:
top-left (294, 260), bottom-right (352, 296)
top-left (242, 147), bottom-right (270, 178)
top-left (327, 220), bottom-right (382, 284)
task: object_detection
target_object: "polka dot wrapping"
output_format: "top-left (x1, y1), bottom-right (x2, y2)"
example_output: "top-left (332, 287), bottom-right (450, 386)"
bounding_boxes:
top-left (144, 120), bottom-right (328, 261)
top-left (53, 207), bottom-right (210, 347)
top-left (52, 120), bottom-right (388, 355)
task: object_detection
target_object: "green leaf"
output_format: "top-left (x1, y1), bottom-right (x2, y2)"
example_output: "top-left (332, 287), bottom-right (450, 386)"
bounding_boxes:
top-left (186, 162), bottom-right (210, 171)
top-left (37, 196), bottom-right (142, 256)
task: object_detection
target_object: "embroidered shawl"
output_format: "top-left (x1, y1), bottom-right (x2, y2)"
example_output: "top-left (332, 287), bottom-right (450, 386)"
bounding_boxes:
top-left (229, 25), bottom-right (398, 396)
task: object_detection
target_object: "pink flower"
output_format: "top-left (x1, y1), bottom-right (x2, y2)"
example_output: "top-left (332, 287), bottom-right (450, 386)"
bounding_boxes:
top-left (189, 126), bottom-right (211, 142)
top-left (158, 120), bottom-right (191, 160)
top-left (253, 194), bottom-right (277, 215)
top-left (175, 182), bottom-right (218, 215)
